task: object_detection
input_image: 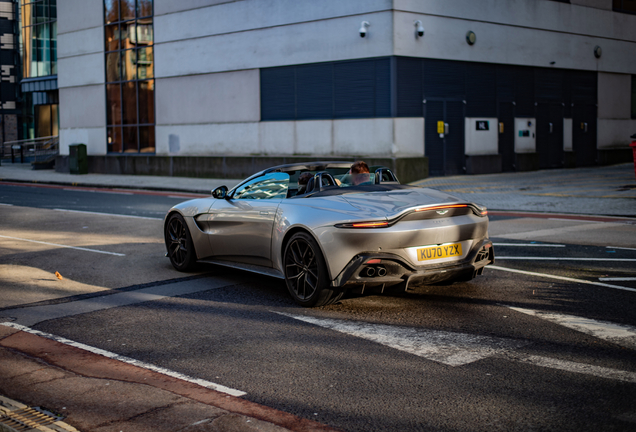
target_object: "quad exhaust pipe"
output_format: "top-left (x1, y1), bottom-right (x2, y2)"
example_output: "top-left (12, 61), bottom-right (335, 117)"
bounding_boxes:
top-left (363, 266), bottom-right (387, 278)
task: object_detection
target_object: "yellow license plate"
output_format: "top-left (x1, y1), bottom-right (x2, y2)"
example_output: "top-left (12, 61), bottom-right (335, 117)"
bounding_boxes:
top-left (417, 243), bottom-right (462, 261)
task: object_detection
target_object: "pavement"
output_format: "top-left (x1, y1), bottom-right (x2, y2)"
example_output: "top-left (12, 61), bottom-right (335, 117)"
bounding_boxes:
top-left (0, 160), bottom-right (635, 432)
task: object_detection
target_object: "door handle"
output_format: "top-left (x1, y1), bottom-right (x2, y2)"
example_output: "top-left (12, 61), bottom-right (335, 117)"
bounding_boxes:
top-left (549, 123), bottom-right (553, 134)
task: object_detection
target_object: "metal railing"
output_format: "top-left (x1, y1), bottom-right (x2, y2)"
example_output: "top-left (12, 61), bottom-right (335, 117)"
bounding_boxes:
top-left (2, 135), bottom-right (59, 164)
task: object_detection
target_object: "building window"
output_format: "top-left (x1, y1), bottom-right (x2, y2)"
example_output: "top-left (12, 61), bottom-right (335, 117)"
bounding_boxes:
top-left (613, 0), bottom-right (636, 14)
top-left (21, 0), bottom-right (57, 78)
top-left (104, 0), bottom-right (154, 153)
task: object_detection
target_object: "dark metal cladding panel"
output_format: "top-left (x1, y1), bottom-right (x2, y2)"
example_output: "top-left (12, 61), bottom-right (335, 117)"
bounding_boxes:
top-left (498, 101), bottom-right (515, 172)
top-left (334, 60), bottom-right (376, 118)
top-left (514, 66), bottom-right (535, 117)
top-left (296, 62), bottom-right (333, 119)
top-left (445, 100), bottom-right (466, 175)
top-left (572, 104), bottom-right (597, 166)
top-left (466, 63), bottom-right (496, 117)
top-left (570, 70), bottom-right (597, 104)
top-left (396, 56), bottom-right (423, 117)
top-left (496, 65), bottom-right (516, 102)
top-left (423, 59), bottom-right (466, 99)
top-left (260, 67), bottom-right (295, 120)
top-left (374, 57), bottom-right (392, 117)
top-left (425, 100), bottom-right (445, 176)
top-left (535, 67), bottom-right (564, 102)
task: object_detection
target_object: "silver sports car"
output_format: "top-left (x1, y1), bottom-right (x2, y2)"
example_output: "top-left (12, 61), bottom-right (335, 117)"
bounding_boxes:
top-left (164, 161), bottom-right (494, 307)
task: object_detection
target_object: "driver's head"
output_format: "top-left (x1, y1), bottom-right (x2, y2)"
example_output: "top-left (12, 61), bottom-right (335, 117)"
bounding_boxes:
top-left (350, 161), bottom-right (370, 185)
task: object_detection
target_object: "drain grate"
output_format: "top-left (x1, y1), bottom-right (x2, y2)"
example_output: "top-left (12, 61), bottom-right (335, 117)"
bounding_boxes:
top-left (0, 406), bottom-right (58, 431)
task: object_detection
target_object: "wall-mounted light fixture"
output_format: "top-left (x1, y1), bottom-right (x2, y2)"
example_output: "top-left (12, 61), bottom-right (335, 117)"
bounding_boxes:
top-left (466, 31), bottom-right (476, 45)
top-left (414, 20), bottom-right (424, 38)
top-left (359, 21), bottom-right (370, 38)
top-left (594, 45), bottom-right (602, 58)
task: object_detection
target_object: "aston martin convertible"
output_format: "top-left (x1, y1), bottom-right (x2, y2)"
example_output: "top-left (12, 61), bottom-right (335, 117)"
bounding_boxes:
top-left (164, 161), bottom-right (494, 307)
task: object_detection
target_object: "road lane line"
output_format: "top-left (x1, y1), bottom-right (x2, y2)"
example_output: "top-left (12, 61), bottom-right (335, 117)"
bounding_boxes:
top-left (599, 277), bottom-right (636, 281)
top-left (0, 203), bottom-right (13, 206)
top-left (0, 234), bottom-right (126, 257)
top-left (488, 265), bottom-right (636, 293)
top-left (496, 257), bottom-right (636, 262)
top-left (493, 243), bottom-right (566, 247)
top-left (515, 355), bottom-right (636, 384)
top-left (53, 208), bottom-right (162, 220)
top-left (275, 312), bottom-right (528, 366)
top-left (607, 246), bottom-right (636, 251)
top-left (0, 322), bottom-right (246, 397)
top-left (3, 276), bottom-right (244, 327)
top-left (63, 188), bottom-right (134, 195)
top-left (548, 218), bottom-right (601, 223)
top-left (506, 306), bottom-right (636, 349)
top-left (496, 222), bottom-right (626, 240)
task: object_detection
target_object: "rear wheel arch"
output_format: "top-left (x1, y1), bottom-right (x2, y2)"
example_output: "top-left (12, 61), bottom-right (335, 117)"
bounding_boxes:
top-left (281, 226), bottom-right (332, 280)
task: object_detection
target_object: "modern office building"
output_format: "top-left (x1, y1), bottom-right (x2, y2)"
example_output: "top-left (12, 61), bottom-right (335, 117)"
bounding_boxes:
top-left (19, 0), bottom-right (58, 141)
top-left (56, 0), bottom-right (636, 180)
top-left (0, 0), bottom-right (20, 149)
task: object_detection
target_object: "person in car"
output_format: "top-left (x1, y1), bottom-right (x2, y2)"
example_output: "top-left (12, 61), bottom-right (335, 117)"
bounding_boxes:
top-left (350, 161), bottom-right (372, 186)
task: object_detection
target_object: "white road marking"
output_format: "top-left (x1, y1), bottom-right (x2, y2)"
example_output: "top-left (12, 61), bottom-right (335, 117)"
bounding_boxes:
top-left (277, 312), bottom-right (636, 383)
top-left (63, 188), bottom-right (134, 195)
top-left (0, 203), bottom-right (13, 206)
top-left (3, 277), bottom-right (242, 327)
top-left (548, 218), bottom-right (601, 223)
top-left (599, 277), bottom-right (636, 281)
top-left (53, 208), bottom-right (162, 220)
top-left (275, 312), bottom-right (528, 366)
top-left (0, 322), bottom-right (246, 397)
top-left (488, 265), bottom-right (636, 293)
top-left (493, 243), bottom-right (565, 247)
top-left (497, 222), bottom-right (626, 240)
top-left (0, 234), bottom-right (126, 257)
top-left (515, 355), bottom-right (636, 384)
top-left (607, 246), bottom-right (636, 251)
top-left (496, 257), bottom-right (636, 262)
top-left (507, 306), bottom-right (636, 349)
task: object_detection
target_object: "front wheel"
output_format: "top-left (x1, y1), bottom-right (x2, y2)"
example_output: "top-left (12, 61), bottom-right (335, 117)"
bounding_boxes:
top-left (165, 213), bottom-right (198, 271)
top-left (283, 232), bottom-right (341, 307)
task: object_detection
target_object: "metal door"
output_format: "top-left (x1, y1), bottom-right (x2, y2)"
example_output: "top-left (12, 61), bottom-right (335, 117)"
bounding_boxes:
top-left (536, 103), bottom-right (564, 169)
top-left (498, 101), bottom-right (515, 172)
top-left (572, 104), bottom-right (597, 167)
top-left (425, 99), bottom-right (465, 176)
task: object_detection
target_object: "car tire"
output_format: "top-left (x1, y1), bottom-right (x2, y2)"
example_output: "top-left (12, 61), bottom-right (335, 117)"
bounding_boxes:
top-left (165, 213), bottom-right (198, 272)
top-left (283, 232), bottom-right (340, 307)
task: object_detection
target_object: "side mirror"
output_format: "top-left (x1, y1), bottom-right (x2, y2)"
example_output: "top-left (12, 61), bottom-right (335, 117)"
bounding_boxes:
top-left (212, 185), bottom-right (229, 199)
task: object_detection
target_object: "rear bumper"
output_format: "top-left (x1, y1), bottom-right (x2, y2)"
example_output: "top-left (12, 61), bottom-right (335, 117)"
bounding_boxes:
top-left (331, 239), bottom-right (494, 290)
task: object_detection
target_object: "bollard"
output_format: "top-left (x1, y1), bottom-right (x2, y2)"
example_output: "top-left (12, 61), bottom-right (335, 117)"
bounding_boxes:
top-left (631, 134), bottom-right (636, 182)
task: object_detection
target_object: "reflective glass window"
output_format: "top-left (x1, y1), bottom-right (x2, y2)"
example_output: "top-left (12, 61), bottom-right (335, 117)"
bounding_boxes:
top-left (106, 84), bottom-right (122, 125)
top-left (104, 0), bottom-right (119, 24)
top-left (233, 173), bottom-right (290, 200)
top-left (123, 126), bottom-right (139, 152)
top-left (122, 82), bottom-right (137, 125)
top-left (21, 0), bottom-right (56, 78)
top-left (107, 127), bottom-right (122, 152)
top-left (104, 0), bottom-right (154, 153)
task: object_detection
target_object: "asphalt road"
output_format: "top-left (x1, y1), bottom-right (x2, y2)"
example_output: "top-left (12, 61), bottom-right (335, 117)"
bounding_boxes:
top-left (1, 183), bottom-right (636, 432)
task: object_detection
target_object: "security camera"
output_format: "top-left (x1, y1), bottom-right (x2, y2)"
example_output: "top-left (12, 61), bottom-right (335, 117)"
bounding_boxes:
top-left (414, 20), bottom-right (424, 38)
top-left (359, 21), bottom-right (370, 38)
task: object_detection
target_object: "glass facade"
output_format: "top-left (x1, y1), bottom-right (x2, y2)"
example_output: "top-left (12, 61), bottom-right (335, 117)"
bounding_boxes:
top-left (21, 0), bottom-right (56, 78)
top-left (104, 0), bottom-right (155, 153)
top-left (20, 0), bottom-right (58, 140)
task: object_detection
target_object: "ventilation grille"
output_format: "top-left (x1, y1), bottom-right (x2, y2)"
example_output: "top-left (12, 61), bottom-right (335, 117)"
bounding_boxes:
top-left (0, 406), bottom-right (61, 431)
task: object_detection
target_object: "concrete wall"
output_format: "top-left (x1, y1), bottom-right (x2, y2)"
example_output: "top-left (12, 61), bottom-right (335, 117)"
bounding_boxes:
top-left (394, 0), bottom-right (636, 74)
top-left (57, 0), bottom-right (106, 155)
top-left (156, 118), bottom-right (424, 157)
top-left (597, 72), bottom-right (634, 149)
top-left (155, 70), bottom-right (260, 125)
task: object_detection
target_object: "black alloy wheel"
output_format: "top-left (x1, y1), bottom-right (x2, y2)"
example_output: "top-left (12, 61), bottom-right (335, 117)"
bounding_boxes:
top-left (283, 232), bottom-right (341, 307)
top-left (165, 213), bottom-right (197, 271)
